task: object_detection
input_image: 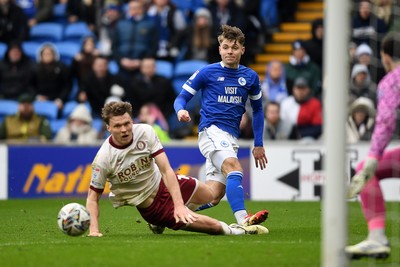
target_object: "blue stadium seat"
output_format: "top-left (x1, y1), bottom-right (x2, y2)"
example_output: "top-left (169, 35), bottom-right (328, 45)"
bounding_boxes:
top-left (30, 23), bottom-right (64, 42)
top-left (62, 100), bottom-right (92, 118)
top-left (22, 41), bottom-right (41, 61)
top-left (55, 41), bottom-right (80, 65)
top-left (0, 99), bottom-right (18, 122)
top-left (92, 118), bottom-right (104, 133)
top-left (63, 22), bottom-right (92, 43)
top-left (172, 60), bottom-right (207, 111)
top-left (0, 42), bottom-right (7, 59)
top-left (50, 118), bottom-right (67, 137)
top-left (62, 100), bottom-right (78, 118)
top-left (156, 60), bottom-right (174, 79)
top-left (33, 101), bottom-right (59, 120)
top-left (108, 60), bottom-right (119, 75)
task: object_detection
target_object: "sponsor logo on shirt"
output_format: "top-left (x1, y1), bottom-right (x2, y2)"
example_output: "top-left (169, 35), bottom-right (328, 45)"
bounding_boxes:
top-left (217, 77), bottom-right (225, 81)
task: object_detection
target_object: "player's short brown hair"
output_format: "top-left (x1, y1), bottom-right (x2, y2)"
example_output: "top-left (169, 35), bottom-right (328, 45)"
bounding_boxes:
top-left (381, 32), bottom-right (400, 61)
top-left (217, 25), bottom-right (245, 46)
top-left (101, 101), bottom-right (133, 125)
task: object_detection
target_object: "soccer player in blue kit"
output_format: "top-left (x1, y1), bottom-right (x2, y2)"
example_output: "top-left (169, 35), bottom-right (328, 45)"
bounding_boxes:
top-left (174, 25), bottom-right (269, 226)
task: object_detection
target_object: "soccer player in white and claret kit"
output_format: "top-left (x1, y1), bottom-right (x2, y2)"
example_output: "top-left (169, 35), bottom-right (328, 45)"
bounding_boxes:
top-left (346, 32), bottom-right (400, 259)
top-left (174, 25), bottom-right (269, 226)
top-left (86, 101), bottom-right (268, 236)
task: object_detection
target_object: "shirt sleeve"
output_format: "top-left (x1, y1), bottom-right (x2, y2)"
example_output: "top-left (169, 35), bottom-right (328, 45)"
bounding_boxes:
top-left (89, 154), bottom-right (109, 193)
top-left (369, 76), bottom-right (400, 158)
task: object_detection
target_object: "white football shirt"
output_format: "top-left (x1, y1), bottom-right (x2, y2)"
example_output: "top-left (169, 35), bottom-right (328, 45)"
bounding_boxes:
top-left (90, 123), bottom-right (164, 207)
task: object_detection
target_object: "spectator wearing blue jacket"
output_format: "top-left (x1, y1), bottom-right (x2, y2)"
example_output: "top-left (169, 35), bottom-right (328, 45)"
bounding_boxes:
top-left (261, 60), bottom-right (288, 103)
top-left (111, 0), bottom-right (159, 86)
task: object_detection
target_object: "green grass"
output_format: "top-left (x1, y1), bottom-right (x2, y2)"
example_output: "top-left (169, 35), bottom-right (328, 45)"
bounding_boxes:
top-left (0, 199), bottom-right (399, 267)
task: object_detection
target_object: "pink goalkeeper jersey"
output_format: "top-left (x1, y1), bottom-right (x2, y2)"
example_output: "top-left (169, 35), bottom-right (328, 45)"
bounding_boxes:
top-left (369, 66), bottom-right (400, 159)
top-left (90, 124), bottom-right (164, 207)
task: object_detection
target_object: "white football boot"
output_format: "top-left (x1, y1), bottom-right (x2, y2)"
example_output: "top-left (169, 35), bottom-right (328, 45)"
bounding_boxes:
top-left (229, 223), bottom-right (269, 235)
top-left (345, 240), bottom-right (390, 259)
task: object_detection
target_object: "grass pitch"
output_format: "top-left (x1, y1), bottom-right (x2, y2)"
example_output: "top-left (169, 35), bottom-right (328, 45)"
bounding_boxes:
top-left (0, 199), bottom-right (398, 267)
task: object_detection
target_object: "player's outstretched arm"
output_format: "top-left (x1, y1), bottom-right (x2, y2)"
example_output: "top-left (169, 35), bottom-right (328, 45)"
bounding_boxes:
top-left (155, 152), bottom-right (198, 224)
top-left (86, 189), bottom-right (103, 237)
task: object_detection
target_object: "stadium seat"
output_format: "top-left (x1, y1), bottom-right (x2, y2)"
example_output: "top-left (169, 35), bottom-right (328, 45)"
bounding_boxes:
top-left (22, 41), bottom-right (41, 61)
top-left (172, 60), bottom-right (207, 111)
top-left (33, 101), bottom-right (59, 120)
top-left (0, 42), bottom-right (7, 59)
top-left (0, 99), bottom-right (18, 122)
top-left (55, 41), bottom-right (80, 65)
top-left (52, 3), bottom-right (67, 25)
top-left (92, 118), bottom-right (104, 133)
top-left (62, 100), bottom-right (78, 118)
top-left (108, 60), bottom-right (119, 75)
top-left (62, 100), bottom-right (92, 118)
top-left (50, 118), bottom-right (67, 137)
top-left (30, 23), bottom-right (64, 42)
top-left (155, 60), bottom-right (174, 79)
top-left (63, 22), bottom-right (92, 43)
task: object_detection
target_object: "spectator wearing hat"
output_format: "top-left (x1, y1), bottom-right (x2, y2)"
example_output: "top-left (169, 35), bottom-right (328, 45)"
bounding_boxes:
top-left (285, 40), bottom-right (322, 98)
top-left (54, 103), bottom-right (98, 144)
top-left (98, 3), bottom-right (122, 56)
top-left (346, 97), bottom-right (375, 144)
top-left (349, 63), bottom-right (377, 107)
top-left (179, 7), bottom-right (214, 61)
top-left (280, 77), bottom-right (323, 140)
top-left (354, 43), bottom-right (385, 84)
top-left (0, 93), bottom-right (52, 141)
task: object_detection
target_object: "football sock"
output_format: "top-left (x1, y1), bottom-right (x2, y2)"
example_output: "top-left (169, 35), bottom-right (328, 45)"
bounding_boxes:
top-left (219, 221), bottom-right (244, 235)
top-left (368, 228), bottom-right (389, 245)
top-left (226, 171), bottom-right (246, 224)
top-left (195, 203), bottom-right (214, 211)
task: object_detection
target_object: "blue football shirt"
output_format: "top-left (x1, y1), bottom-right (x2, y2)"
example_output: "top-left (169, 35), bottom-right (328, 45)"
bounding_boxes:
top-left (182, 62), bottom-right (262, 138)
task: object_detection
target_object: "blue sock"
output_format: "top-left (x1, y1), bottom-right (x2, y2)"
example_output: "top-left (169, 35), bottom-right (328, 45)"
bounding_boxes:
top-left (195, 203), bottom-right (214, 211)
top-left (226, 171), bottom-right (245, 213)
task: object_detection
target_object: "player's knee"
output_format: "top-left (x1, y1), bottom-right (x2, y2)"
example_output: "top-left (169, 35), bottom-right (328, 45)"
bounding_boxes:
top-left (221, 158), bottom-right (242, 175)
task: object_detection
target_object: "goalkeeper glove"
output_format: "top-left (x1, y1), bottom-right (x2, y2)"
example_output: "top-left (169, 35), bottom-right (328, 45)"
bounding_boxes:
top-left (347, 157), bottom-right (378, 199)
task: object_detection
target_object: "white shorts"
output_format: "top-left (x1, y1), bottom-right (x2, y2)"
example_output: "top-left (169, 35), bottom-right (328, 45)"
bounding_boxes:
top-left (198, 125), bottom-right (239, 184)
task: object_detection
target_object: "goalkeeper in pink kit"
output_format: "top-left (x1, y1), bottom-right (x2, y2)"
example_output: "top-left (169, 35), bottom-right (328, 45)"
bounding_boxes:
top-left (346, 33), bottom-right (400, 259)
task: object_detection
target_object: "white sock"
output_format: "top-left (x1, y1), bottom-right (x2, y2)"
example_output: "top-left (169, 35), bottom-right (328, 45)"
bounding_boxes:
top-left (234, 210), bottom-right (248, 224)
top-left (368, 228), bottom-right (388, 245)
top-left (219, 221), bottom-right (244, 235)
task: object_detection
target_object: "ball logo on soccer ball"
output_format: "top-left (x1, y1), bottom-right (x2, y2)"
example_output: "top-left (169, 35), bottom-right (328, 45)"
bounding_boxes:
top-left (57, 203), bottom-right (91, 236)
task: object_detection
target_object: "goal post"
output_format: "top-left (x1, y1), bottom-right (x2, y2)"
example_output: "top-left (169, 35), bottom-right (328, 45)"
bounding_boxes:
top-left (322, 0), bottom-right (351, 266)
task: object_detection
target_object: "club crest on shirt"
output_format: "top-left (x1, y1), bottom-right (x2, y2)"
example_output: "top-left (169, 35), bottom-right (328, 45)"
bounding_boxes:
top-left (238, 77), bottom-right (246, 86)
top-left (220, 140), bottom-right (229, 147)
top-left (136, 141), bottom-right (146, 150)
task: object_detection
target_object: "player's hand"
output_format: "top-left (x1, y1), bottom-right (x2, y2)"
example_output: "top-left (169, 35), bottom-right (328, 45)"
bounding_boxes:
top-left (252, 146), bottom-right (268, 170)
top-left (347, 157), bottom-right (378, 198)
top-left (177, 110), bottom-right (191, 122)
top-left (174, 205), bottom-right (198, 224)
top-left (87, 232), bottom-right (103, 237)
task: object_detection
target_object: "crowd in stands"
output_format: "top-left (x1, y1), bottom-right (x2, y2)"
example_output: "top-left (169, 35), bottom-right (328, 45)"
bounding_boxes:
top-left (0, 0), bottom-right (398, 145)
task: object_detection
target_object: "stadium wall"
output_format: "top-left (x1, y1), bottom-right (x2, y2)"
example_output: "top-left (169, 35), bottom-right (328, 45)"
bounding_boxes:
top-left (2, 142), bottom-right (400, 201)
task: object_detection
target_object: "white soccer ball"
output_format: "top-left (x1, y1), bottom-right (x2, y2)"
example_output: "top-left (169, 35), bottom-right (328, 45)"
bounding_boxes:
top-left (57, 203), bottom-right (91, 236)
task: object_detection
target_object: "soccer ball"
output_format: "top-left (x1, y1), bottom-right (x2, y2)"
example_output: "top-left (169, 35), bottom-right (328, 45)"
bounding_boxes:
top-left (57, 203), bottom-right (91, 236)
